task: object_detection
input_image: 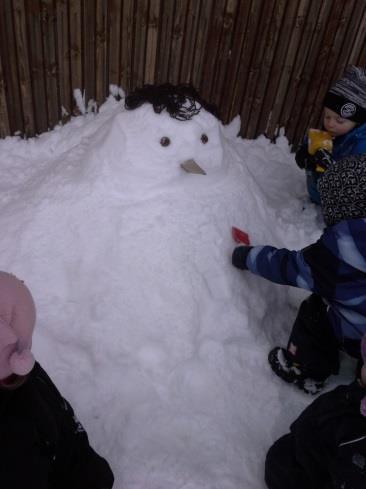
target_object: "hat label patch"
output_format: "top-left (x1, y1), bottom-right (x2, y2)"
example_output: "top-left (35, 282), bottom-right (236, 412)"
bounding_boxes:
top-left (340, 102), bottom-right (357, 118)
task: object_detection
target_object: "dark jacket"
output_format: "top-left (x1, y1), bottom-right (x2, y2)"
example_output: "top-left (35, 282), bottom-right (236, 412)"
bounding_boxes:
top-left (290, 382), bottom-right (366, 488)
top-left (0, 362), bottom-right (114, 489)
top-left (331, 123), bottom-right (366, 160)
top-left (241, 218), bottom-right (366, 347)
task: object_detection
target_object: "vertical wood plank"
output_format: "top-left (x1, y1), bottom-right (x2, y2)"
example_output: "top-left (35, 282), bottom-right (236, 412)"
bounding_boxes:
top-left (179, 0), bottom-right (201, 84)
top-left (0, 52), bottom-right (10, 137)
top-left (155, 0), bottom-right (175, 84)
top-left (25, 0), bottom-right (48, 133)
top-left (191, 0), bottom-right (214, 91)
top-left (108, 0), bottom-right (121, 87)
top-left (167, 0), bottom-right (188, 84)
top-left (198, 0), bottom-right (226, 102)
top-left (83, 0), bottom-right (96, 106)
top-left (144, 0), bottom-right (161, 83)
top-left (55, 0), bottom-right (72, 119)
top-left (219, 0), bottom-right (251, 122)
top-left (346, 3), bottom-right (366, 65)
top-left (133, 0), bottom-right (149, 87)
top-left (356, 25), bottom-right (366, 66)
top-left (12, 0), bottom-right (35, 136)
top-left (120, 0), bottom-right (134, 91)
top-left (209, 0), bottom-right (238, 110)
top-left (0, 0), bottom-right (24, 134)
top-left (69, 0), bottom-right (83, 110)
top-left (333, 0), bottom-right (362, 71)
top-left (95, 0), bottom-right (108, 104)
top-left (41, 0), bottom-right (60, 129)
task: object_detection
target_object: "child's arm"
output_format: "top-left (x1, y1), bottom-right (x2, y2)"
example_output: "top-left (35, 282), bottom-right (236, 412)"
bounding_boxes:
top-left (232, 223), bottom-right (353, 298)
top-left (295, 142), bottom-right (310, 169)
top-left (350, 137), bottom-right (366, 157)
top-left (232, 244), bottom-right (314, 291)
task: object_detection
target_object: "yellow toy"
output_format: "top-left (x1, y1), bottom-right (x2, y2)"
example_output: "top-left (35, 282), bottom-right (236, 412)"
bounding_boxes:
top-left (307, 129), bottom-right (333, 172)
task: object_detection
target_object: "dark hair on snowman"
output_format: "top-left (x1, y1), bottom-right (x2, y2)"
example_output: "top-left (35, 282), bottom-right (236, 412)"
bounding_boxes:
top-left (124, 83), bottom-right (219, 121)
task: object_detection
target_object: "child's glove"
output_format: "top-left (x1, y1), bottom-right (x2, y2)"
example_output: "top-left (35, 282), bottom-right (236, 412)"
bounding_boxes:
top-left (296, 147), bottom-right (335, 172)
top-left (295, 146), bottom-right (310, 170)
top-left (311, 148), bottom-right (335, 171)
top-left (232, 246), bottom-right (253, 270)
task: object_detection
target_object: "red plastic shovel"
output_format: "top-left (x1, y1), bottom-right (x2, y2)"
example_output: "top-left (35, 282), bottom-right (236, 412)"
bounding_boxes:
top-left (231, 226), bottom-right (250, 245)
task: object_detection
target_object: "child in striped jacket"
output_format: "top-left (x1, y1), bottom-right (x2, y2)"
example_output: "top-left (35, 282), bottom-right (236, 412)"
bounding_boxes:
top-left (232, 153), bottom-right (366, 394)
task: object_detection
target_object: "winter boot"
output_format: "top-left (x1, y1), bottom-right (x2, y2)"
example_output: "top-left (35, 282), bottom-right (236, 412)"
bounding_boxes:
top-left (268, 347), bottom-right (325, 395)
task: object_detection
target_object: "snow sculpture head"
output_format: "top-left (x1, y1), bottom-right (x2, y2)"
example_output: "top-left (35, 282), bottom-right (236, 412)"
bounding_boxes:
top-left (103, 84), bottom-right (226, 183)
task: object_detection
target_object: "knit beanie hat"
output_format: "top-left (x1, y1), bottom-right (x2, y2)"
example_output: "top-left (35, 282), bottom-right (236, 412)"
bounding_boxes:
top-left (318, 154), bottom-right (366, 226)
top-left (323, 66), bottom-right (366, 123)
top-left (361, 335), bottom-right (366, 416)
top-left (0, 272), bottom-right (36, 381)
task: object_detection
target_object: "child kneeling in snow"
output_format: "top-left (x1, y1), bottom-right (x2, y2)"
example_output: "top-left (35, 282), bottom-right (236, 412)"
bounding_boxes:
top-left (232, 154), bottom-right (366, 394)
top-left (265, 335), bottom-right (366, 489)
top-left (0, 271), bottom-right (114, 489)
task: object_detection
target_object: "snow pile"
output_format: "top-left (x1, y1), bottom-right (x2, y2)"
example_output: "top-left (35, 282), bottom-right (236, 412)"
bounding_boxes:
top-left (0, 93), bottom-right (333, 488)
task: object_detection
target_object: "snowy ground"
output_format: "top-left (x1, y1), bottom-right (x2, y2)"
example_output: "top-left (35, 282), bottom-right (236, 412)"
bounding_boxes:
top-left (0, 92), bottom-right (355, 488)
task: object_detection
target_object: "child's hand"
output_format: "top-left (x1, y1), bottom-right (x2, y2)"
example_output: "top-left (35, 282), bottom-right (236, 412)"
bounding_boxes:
top-left (295, 146), bottom-right (310, 169)
top-left (312, 148), bottom-right (335, 171)
top-left (296, 147), bottom-right (334, 172)
top-left (232, 246), bottom-right (253, 270)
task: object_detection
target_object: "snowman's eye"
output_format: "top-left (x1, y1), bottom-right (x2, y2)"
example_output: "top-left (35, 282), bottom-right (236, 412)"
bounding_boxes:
top-left (160, 137), bottom-right (171, 147)
top-left (201, 134), bottom-right (208, 144)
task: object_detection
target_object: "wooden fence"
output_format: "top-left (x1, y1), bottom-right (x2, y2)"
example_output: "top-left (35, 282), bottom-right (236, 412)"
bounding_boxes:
top-left (0, 0), bottom-right (365, 147)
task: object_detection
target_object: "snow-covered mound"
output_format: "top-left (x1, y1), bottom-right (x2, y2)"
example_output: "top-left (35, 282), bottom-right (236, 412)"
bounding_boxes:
top-left (0, 93), bottom-right (326, 488)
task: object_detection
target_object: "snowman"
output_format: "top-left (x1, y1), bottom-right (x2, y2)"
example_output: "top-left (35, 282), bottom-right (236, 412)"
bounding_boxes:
top-left (0, 84), bottom-right (304, 488)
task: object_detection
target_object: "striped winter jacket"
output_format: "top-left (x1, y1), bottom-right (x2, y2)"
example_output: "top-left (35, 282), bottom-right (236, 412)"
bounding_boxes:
top-left (245, 218), bottom-right (366, 343)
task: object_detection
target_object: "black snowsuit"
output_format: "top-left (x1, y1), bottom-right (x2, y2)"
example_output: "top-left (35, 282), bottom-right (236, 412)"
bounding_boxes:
top-left (265, 381), bottom-right (366, 489)
top-left (0, 362), bottom-right (114, 489)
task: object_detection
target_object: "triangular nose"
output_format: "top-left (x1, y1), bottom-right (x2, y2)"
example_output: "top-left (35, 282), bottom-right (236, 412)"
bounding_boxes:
top-left (180, 159), bottom-right (206, 175)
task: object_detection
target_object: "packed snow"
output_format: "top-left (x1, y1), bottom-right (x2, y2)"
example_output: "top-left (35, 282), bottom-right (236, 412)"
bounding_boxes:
top-left (0, 90), bottom-right (356, 488)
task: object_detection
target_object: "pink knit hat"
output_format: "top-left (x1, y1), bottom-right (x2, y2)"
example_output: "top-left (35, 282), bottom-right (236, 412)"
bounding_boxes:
top-left (0, 272), bottom-right (36, 381)
top-left (361, 335), bottom-right (366, 416)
